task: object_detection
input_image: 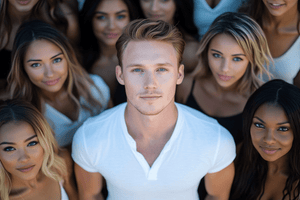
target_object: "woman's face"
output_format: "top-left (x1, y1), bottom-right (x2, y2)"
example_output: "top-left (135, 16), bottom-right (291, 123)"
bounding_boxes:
top-left (8, 0), bottom-right (39, 13)
top-left (139, 0), bottom-right (176, 24)
top-left (208, 34), bottom-right (250, 89)
top-left (0, 121), bottom-right (44, 181)
top-left (92, 0), bottom-right (130, 47)
top-left (251, 104), bottom-right (294, 162)
top-left (23, 39), bottom-right (68, 96)
top-left (262, 0), bottom-right (298, 17)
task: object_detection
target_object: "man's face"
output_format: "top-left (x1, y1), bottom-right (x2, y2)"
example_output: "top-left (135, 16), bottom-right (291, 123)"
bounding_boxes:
top-left (116, 40), bottom-right (184, 115)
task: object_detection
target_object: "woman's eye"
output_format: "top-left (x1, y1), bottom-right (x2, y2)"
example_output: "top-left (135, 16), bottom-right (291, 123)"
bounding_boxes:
top-left (3, 146), bottom-right (15, 152)
top-left (96, 15), bottom-right (106, 20)
top-left (160, 0), bottom-right (170, 2)
top-left (53, 58), bottom-right (62, 64)
top-left (254, 123), bottom-right (264, 128)
top-left (117, 15), bottom-right (126, 20)
top-left (31, 63), bottom-right (41, 68)
top-left (28, 141), bottom-right (38, 147)
top-left (278, 127), bottom-right (289, 132)
top-left (233, 57), bottom-right (242, 61)
top-left (212, 53), bottom-right (221, 58)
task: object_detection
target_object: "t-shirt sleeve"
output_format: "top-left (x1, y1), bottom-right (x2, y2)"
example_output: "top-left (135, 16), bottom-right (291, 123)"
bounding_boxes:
top-left (208, 126), bottom-right (236, 173)
top-left (72, 123), bottom-right (98, 173)
top-left (90, 74), bottom-right (110, 111)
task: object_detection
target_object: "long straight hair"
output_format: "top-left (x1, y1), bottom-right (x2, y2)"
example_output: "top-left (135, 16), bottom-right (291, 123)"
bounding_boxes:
top-left (231, 80), bottom-right (300, 200)
top-left (0, 99), bottom-right (67, 200)
top-left (8, 20), bottom-right (104, 114)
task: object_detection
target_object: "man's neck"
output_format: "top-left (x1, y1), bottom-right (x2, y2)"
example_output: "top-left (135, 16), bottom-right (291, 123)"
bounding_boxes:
top-left (124, 101), bottom-right (178, 141)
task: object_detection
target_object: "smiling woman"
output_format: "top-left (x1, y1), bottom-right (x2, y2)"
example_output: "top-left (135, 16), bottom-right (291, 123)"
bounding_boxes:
top-left (79, 0), bottom-right (138, 106)
top-left (0, 99), bottom-right (77, 200)
top-left (230, 79), bottom-right (300, 200)
top-left (7, 20), bottom-right (110, 148)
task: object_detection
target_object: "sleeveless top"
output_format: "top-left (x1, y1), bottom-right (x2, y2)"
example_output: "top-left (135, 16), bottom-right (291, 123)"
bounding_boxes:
top-left (60, 182), bottom-right (69, 200)
top-left (0, 49), bottom-right (12, 80)
top-left (185, 80), bottom-right (243, 144)
top-left (193, 0), bottom-right (246, 38)
top-left (262, 36), bottom-right (300, 84)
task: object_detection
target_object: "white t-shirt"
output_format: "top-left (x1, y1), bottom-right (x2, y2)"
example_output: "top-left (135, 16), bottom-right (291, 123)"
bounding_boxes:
top-left (194, 0), bottom-right (246, 37)
top-left (72, 103), bottom-right (236, 200)
top-left (45, 74), bottom-right (110, 147)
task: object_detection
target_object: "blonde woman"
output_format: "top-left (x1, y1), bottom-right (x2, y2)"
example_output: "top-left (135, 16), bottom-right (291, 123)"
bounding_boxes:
top-left (8, 20), bottom-right (110, 148)
top-left (177, 12), bottom-right (272, 145)
top-left (0, 99), bottom-right (77, 200)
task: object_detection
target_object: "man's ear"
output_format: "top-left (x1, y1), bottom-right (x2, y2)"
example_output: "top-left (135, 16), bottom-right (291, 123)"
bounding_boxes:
top-left (116, 65), bottom-right (125, 85)
top-left (176, 64), bottom-right (184, 85)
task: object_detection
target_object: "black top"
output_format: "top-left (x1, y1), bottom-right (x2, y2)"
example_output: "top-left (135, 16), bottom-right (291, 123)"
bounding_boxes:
top-left (0, 49), bottom-right (12, 80)
top-left (113, 83), bottom-right (127, 106)
top-left (185, 80), bottom-right (243, 145)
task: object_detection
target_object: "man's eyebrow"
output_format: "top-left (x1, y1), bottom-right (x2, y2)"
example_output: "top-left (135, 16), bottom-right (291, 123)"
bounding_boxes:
top-left (126, 64), bottom-right (144, 68)
top-left (0, 135), bottom-right (37, 145)
top-left (126, 63), bottom-right (173, 68)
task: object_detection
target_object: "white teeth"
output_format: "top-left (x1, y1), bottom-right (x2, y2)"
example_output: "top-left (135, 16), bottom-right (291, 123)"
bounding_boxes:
top-left (271, 3), bottom-right (281, 6)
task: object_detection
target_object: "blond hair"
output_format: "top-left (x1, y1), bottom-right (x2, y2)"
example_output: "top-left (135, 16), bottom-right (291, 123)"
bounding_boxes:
top-left (8, 20), bottom-right (104, 114)
top-left (0, 99), bottom-right (67, 200)
top-left (116, 19), bottom-right (185, 67)
top-left (192, 12), bottom-right (272, 95)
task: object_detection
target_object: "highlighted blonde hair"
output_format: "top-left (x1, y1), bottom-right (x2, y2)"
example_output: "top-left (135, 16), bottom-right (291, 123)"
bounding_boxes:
top-left (116, 19), bottom-right (185, 67)
top-left (8, 20), bottom-right (104, 114)
top-left (192, 12), bottom-right (272, 95)
top-left (0, 99), bottom-right (67, 200)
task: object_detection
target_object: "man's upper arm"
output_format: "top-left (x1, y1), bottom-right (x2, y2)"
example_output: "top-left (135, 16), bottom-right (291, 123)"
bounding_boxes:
top-left (75, 163), bottom-right (104, 200)
top-left (205, 162), bottom-right (235, 200)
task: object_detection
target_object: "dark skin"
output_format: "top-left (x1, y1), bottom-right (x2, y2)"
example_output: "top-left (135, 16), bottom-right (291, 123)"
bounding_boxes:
top-left (261, 0), bottom-right (300, 87)
top-left (205, 0), bottom-right (221, 9)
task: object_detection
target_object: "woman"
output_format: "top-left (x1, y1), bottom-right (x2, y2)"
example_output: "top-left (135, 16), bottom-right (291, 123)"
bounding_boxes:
top-left (193, 0), bottom-right (246, 38)
top-left (0, 99), bottom-right (77, 200)
top-left (240, 0), bottom-right (300, 87)
top-left (0, 0), bottom-right (80, 92)
top-left (8, 20), bottom-right (110, 148)
top-left (177, 12), bottom-right (272, 145)
top-left (134, 0), bottom-right (200, 74)
top-left (80, 0), bottom-right (138, 105)
top-left (231, 79), bottom-right (300, 200)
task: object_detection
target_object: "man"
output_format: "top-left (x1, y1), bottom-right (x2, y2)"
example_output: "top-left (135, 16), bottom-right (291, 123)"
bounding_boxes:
top-left (72, 19), bottom-right (236, 200)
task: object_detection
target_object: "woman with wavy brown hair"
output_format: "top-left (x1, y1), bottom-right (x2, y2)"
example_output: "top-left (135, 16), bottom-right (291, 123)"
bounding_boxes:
top-left (0, 99), bottom-right (77, 200)
top-left (8, 20), bottom-right (110, 148)
top-left (0, 0), bottom-right (79, 94)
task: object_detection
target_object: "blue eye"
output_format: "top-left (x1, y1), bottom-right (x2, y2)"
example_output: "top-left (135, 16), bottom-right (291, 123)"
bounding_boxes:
top-left (157, 68), bottom-right (167, 72)
top-left (28, 141), bottom-right (38, 147)
top-left (31, 63), bottom-right (41, 68)
top-left (212, 53), bottom-right (221, 58)
top-left (133, 68), bottom-right (142, 72)
top-left (53, 58), bottom-right (62, 64)
top-left (233, 57), bottom-right (242, 61)
top-left (254, 123), bottom-right (264, 128)
top-left (117, 15), bottom-right (126, 20)
top-left (96, 15), bottom-right (106, 20)
top-left (278, 127), bottom-right (289, 132)
top-left (3, 146), bottom-right (15, 152)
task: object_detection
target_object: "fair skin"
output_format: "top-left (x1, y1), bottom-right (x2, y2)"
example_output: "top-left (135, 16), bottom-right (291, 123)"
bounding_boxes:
top-left (139, 0), bottom-right (200, 74)
top-left (177, 33), bottom-right (250, 118)
top-left (24, 39), bottom-right (78, 121)
top-left (261, 0), bottom-right (300, 87)
top-left (0, 121), bottom-right (77, 200)
top-left (90, 0), bottom-right (130, 101)
top-left (251, 104), bottom-right (295, 200)
top-left (75, 40), bottom-right (234, 200)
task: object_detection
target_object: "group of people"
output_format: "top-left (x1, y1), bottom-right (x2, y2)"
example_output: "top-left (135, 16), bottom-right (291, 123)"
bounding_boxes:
top-left (0, 0), bottom-right (299, 199)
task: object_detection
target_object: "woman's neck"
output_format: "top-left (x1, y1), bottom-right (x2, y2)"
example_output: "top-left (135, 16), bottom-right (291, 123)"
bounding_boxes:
top-left (267, 154), bottom-right (289, 176)
top-left (10, 170), bottom-right (44, 193)
top-left (8, 4), bottom-right (31, 25)
top-left (98, 42), bottom-right (117, 58)
top-left (263, 6), bottom-right (299, 30)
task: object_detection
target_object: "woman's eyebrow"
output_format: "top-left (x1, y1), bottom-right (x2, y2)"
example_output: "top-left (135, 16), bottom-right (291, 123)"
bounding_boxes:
top-left (0, 135), bottom-right (37, 145)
